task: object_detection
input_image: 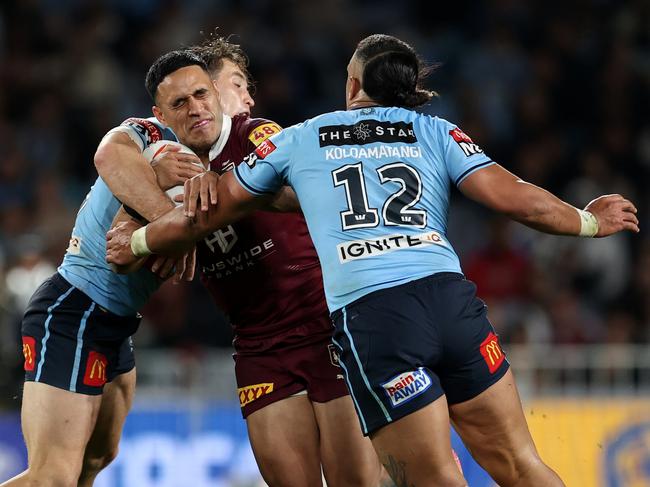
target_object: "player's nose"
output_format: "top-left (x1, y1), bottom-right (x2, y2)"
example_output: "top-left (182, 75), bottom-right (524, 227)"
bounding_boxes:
top-left (187, 96), bottom-right (202, 114)
top-left (244, 92), bottom-right (254, 109)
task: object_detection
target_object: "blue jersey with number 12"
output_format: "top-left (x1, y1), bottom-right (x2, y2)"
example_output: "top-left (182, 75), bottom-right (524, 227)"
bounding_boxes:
top-left (234, 106), bottom-right (494, 312)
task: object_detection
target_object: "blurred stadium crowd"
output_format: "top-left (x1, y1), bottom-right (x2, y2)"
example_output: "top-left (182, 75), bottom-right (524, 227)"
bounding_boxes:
top-left (0, 0), bottom-right (648, 405)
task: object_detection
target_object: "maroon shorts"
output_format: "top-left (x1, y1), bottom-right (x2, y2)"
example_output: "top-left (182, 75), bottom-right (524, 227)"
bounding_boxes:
top-left (235, 332), bottom-right (349, 418)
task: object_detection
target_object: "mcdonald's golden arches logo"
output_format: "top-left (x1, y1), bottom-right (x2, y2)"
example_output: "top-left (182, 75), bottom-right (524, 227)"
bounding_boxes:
top-left (83, 351), bottom-right (108, 387)
top-left (479, 332), bottom-right (505, 374)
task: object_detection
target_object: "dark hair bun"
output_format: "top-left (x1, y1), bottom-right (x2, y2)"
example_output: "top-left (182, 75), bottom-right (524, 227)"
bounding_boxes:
top-left (362, 51), bottom-right (434, 108)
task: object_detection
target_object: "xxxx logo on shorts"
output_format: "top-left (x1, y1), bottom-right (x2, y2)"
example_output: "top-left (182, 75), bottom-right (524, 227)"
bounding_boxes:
top-left (382, 368), bottom-right (432, 407)
top-left (238, 383), bottom-right (274, 408)
top-left (83, 351), bottom-right (108, 387)
top-left (479, 332), bottom-right (505, 374)
top-left (22, 337), bottom-right (36, 372)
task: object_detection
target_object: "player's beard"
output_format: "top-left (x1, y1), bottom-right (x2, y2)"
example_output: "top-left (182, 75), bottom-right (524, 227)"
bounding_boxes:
top-left (189, 141), bottom-right (212, 160)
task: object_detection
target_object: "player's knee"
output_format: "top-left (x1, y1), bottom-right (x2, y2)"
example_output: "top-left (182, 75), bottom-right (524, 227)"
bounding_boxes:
top-left (488, 449), bottom-right (554, 486)
top-left (83, 446), bottom-right (119, 475)
top-left (512, 455), bottom-right (564, 486)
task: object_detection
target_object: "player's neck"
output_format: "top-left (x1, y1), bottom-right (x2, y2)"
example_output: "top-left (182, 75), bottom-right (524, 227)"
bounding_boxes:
top-left (348, 99), bottom-right (382, 110)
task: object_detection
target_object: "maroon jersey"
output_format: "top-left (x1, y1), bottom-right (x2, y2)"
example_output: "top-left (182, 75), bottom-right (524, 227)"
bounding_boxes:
top-left (198, 115), bottom-right (332, 353)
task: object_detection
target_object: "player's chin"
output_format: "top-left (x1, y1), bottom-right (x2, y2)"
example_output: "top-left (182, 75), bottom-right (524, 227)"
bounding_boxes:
top-left (188, 131), bottom-right (216, 151)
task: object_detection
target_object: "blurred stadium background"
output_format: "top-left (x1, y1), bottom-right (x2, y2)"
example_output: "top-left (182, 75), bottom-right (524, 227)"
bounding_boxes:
top-left (0, 0), bottom-right (649, 485)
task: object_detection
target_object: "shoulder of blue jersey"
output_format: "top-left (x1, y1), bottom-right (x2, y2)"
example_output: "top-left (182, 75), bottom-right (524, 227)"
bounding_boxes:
top-left (117, 117), bottom-right (177, 147)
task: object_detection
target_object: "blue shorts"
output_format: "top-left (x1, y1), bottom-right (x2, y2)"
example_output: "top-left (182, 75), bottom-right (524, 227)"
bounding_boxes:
top-left (21, 273), bottom-right (140, 395)
top-left (331, 272), bottom-right (509, 436)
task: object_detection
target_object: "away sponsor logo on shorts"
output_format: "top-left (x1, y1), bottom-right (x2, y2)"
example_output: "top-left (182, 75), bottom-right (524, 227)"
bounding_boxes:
top-left (382, 368), bottom-right (432, 407)
top-left (238, 382), bottom-right (274, 408)
top-left (83, 351), bottom-right (108, 387)
top-left (449, 127), bottom-right (483, 157)
top-left (319, 120), bottom-right (417, 147)
top-left (254, 139), bottom-right (277, 159)
top-left (248, 122), bottom-right (281, 146)
top-left (22, 336), bottom-right (36, 372)
top-left (479, 332), bottom-right (505, 374)
top-left (337, 231), bottom-right (447, 263)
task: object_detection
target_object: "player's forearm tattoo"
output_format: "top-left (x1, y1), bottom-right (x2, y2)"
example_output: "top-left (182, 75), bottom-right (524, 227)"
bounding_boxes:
top-left (382, 455), bottom-right (415, 487)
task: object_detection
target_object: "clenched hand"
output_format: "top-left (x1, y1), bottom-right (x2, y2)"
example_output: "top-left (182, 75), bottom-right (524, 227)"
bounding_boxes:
top-left (106, 219), bottom-right (142, 267)
top-left (585, 194), bottom-right (640, 237)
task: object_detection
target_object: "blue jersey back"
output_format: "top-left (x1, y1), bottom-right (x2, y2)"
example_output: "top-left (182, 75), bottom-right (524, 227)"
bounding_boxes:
top-left (235, 107), bottom-right (494, 311)
top-left (59, 117), bottom-right (177, 316)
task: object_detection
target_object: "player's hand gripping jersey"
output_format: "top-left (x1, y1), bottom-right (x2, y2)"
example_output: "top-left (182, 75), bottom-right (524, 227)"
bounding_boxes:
top-left (234, 107), bottom-right (495, 311)
top-left (59, 117), bottom-right (177, 316)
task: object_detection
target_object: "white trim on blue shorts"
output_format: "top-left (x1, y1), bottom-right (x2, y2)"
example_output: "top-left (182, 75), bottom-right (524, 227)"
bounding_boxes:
top-left (69, 302), bottom-right (96, 392)
top-left (35, 286), bottom-right (75, 382)
top-left (342, 307), bottom-right (392, 425)
top-left (331, 336), bottom-right (368, 433)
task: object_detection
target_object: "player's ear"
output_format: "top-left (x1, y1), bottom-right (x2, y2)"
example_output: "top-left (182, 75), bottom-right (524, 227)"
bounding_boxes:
top-left (212, 81), bottom-right (221, 101)
top-left (347, 76), bottom-right (362, 102)
top-left (152, 105), bottom-right (165, 125)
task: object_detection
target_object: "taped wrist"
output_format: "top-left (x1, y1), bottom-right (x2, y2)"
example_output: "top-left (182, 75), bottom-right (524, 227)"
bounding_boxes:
top-left (130, 226), bottom-right (152, 257)
top-left (576, 209), bottom-right (599, 237)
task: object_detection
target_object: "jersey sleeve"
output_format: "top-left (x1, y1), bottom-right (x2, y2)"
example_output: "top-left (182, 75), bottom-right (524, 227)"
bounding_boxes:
top-left (106, 117), bottom-right (171, 152)
top-left (233, 126), bottom-right (297, 196)
top-left (437, 119), bottom-right (494, 186)
top-left (244, 120), bottom-right (283, 149)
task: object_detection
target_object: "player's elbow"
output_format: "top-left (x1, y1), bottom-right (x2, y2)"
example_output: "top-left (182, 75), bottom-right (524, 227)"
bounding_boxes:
top-left (94, 143), bottom-right (118, 176)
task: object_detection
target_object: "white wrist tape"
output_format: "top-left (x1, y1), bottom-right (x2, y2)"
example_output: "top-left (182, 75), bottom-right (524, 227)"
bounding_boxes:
top-left (576, 209), bottom-right (599, 237)
top-left (130, 226), bottom-right (152, 257)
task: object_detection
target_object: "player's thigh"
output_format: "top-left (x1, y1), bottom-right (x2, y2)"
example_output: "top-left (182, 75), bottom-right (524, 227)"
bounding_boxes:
top-left (246, 394), bottom-right (322, 487)
top-left (21, 381), bottom-right (102, 469)
top-left (370, 395), bottom-right (466, 487)
top-left (285, 333), bottom-right (380, 484)
top-left (84, 366), bottom-right (136, 461)
top-left (449, 368), bottom-right (543, 482)
top-left (313, 395), bottom-right (381, 487)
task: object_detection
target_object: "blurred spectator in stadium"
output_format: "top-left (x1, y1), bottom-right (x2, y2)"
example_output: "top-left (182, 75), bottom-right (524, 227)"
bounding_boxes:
top-left (464, 216), bottom-right (553, 344)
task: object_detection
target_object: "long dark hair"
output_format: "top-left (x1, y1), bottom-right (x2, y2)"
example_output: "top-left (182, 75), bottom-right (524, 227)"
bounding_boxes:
top-left (354, 34), bottom-right (436, 108)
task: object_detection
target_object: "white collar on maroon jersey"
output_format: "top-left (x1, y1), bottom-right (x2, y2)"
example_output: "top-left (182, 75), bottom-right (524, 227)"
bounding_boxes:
top-left (208, 114), bottom-right (232, 161)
